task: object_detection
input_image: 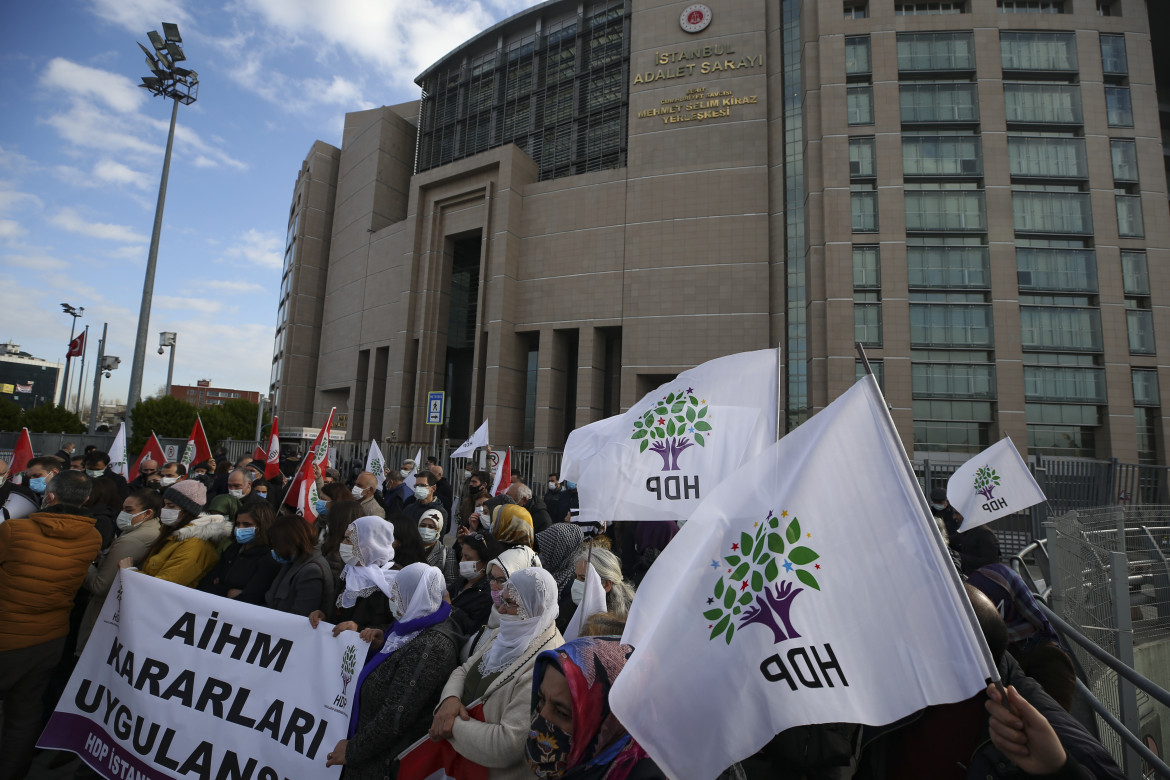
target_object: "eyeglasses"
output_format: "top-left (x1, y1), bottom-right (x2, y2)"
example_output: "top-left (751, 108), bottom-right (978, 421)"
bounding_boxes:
top-left (489, 575), bottom-right (508, 586)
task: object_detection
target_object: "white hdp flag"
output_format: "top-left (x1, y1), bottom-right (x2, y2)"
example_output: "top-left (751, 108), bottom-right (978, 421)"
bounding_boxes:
top-left (107, 423), bottom-right (128, 478)
top-left (366, 440), bottom-right (387, 490)
top-left (560, 348), bottom-right (778, 525)
top-left (451, 420), bottom-right (489, 459)
top-left (949, 437), bottom-right (1046, 533)
top-left (610, 376), bottom-right (996, 780)
top-left (403, 448), bottom-right (423, 490)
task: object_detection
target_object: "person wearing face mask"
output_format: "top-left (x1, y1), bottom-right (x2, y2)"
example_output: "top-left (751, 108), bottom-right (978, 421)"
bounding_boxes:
top-left (457, 470), bottom-right (492, 526)
top-left (157, 461), bottom-right (185, 490)
top-left (569, 548), bottom-right (634, 622)
top-left (84, 450), bottom-right (128, 500)
top-left (381, 469), bottom-right (409, 515)
top-left (310, 515), bottom-right (396, 632)
top-left (75, 489), bottom-right (163, 654)
top-left (198, 503), bottom-right (281, 605)
top-left (405, 470), bottom-right (448, 529)
top-left (24, 456), bottom-right (61, 501)
top-left (127, 458), bottom-right (159, 491)
top-left (419, 508), bottom-right (459, 590)
top-left (317, 498), bottom-right (363, 601)
top-left (351, 472), bottom-right (385, 519)
top-left (450, 532), bottom-right (498, 636)
top-left (534, 522), bottom-right (585, 632)
top-left (526, 636), bottom-right (665, 780)
top-left (462, 546), bottom-right (543, 660)
top-left (929, 487), bottom-right (1001, 574)
top-left (324, 563), bottom-right (465, 777)
top-left (265, 513), bottom-right (334, 617)
top-left (430, 566), bottom-right (563, 780)
top-left (226, 468), bottom-right (254, 502)
top-left (0, 470), bottom-right (101, 780)
top-left (136, 480), bottom-right (232, 587)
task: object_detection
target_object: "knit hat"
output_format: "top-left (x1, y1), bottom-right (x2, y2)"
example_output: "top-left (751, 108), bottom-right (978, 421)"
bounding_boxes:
top-left (165, 479), bottom-right (207, 517)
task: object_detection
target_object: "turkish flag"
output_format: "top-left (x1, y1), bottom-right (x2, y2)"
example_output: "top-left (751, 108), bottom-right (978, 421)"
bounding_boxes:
top-left (282, 454), bottom-right (319, 523)
top-left (180, 416), bottom-right (213, 469)
top-left (396, 703), bottom-right (489, 780)
top-left (265, 416), bottom-right (281, 480)
top-left (66, 332), bottom-right (85, 358)
top-left (128, 433), bottom-right (167, 482)
top-left (9, 428), bottom-right (34, 483)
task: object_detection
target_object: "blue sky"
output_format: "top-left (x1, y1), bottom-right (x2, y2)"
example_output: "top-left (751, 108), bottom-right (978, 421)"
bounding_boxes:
top-left (0, 0), bottom-right (538, 405)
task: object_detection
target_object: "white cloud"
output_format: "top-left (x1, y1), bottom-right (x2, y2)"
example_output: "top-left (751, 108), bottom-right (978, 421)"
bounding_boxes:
top-left (2, 251), bottom-right (70, 270)
top-left (0, 220), bottom-right (27, 241)
top-left (0, 182), bottom-right (42, 215)
top-left (219, 228), bottom-right (283, 270)
top-left (94, 159), bottom-right (150, 189)
top-left (50, 207), bottom-right (148, 243)
top-left (154, 295), bottom-right (226, 314)
top-left (0, 146), bottom-right (37, 175)
top-left (88, 0), bottom-right (190, 34)
top-left (44, 99), bottom-right (163, 159)
top-left (40, 57), bottom-right (145, 114)
top-left (203, 279), bottom-right (266, 294)
top-left (302, 76), bottom-right (376, 110)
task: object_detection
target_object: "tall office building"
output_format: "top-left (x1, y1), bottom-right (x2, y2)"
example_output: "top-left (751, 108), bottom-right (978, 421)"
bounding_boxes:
top-left (271, 0), bottom-right (1167, 464)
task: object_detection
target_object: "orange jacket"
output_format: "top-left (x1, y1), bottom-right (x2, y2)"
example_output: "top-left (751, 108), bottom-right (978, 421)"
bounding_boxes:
top-left (0, 507), bottom-right (101, 651)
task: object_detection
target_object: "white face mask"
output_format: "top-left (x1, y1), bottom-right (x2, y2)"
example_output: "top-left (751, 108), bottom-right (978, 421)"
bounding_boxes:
top-left (464, 470), bottom-right (473, 480)
top-left (419, 527), bottom-right (439, 544)
top-left (339, 543), bottom-right (359, 566)
top-left (351, 485), bottom-right (366, 500)
top-left (413, 486), bottom-right (430, 502)
top-left (228, 489), bottom-right (245, 499)
top-left (931, 502), bottom-right (947, 511)
top-left (116, 510), bottom-right (143, 532)
top-left (255, 491), bottom-right (267, 499)
top-left (459, 560), bottom-right (480, 580)
top-left (548, 481), bottom-right (558, 492)
top-left (160, 476), bottom-right (178, 487)
top-left (86, 469), bottom-right (104, 479)
top-left (159, 508), bottom-right (182, 526)
top-left (571, 578), bottom-right (586, 605)
top-left (497, 612), bottom-right (523, 622)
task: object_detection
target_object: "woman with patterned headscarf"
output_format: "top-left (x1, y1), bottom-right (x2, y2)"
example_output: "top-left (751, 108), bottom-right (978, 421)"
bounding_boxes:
top-left (430, 567), bottom-right (563, 780)
top-left (535, 522), bottom-right (584, 631)
top-left (489, 503), bottom-right (536, 549)
top-left (324, 563), bottom-right (463, 777)
top-left (526, 636), bottom-right (664, 780)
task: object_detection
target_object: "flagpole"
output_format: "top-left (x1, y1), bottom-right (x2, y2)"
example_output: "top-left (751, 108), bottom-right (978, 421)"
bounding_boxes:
top-left (854, 343), bottom-right (1001, 684)
top-left (775, 342), bottom-right (784, 443)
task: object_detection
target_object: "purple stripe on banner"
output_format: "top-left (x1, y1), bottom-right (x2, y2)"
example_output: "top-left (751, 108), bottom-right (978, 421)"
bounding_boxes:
top-left (38, 712), bottom-right (177, 780)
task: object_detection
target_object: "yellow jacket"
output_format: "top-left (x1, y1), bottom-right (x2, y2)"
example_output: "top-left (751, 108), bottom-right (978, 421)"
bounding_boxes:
top-left (141, 513), bottom-right (232, 587)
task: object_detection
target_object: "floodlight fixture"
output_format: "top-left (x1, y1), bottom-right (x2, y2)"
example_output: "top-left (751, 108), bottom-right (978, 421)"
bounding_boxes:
top-left (138, 41), bottom-right (159, 66)
top-left (147, 30), bottom-right (166, 51)
top-left (165, 42), bottom-right (185, 62)
top-left (162, 22), bottom-right (181, 43)
top-left (139, 76), bottom-right (162, 90)
top-left (155, 50), bottom-right (173, 70)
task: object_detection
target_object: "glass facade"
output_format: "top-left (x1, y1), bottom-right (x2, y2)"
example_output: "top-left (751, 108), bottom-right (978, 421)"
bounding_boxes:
top-left (1024, 365), bottom-right (1107, 403)
top-left (1110, 139), bottom-right (1138, 182)
top-left (903, 135), bottom-right (981, 176)
top-left (910, 303), bottom-right (994, 347)
top-left (1008, 136), bottom-right (1086, 179)
top-left (850, 137), bottom-right (876, 177)
top-left (846, 36), bottom-right (872, 75)
top-left (851, 189), bottom-right (879, 232)
top-left (1016, 247), bottom-right (1097, 292)
top-left (1020, 306), bottom-right (1102, 351)
top-left (897, 32), bottom-right (975, 71)
top-left (1116, 195), bottom-right (1144, 238)
top-left (1133, 369), bottom-right (1160, 407)
top-left (1000, 31), bottom-right (1077, 71)
top-left (1127, 309), bottom-right (1155, 354)
top-left (415, 2), bottom-right (628, 181)
top-left (1105, 86), bottom-right (1133, 127)
top-left (1012, 191), bottom-right (1093, 234)
top-left (908, 245), bottom-right (989, 288)
top-left (853, 245), bottom-right (880, 288)
top-left (913, 362), bottom-right (996, 399)
top-left (1004, 83), bottom-right (1082, 124)
top-left (848, 86), bottom-right (874, 125)
top-left (905, 189), bottom-right (986, 232)
top-left (1121, 251), bottom-right (1149, 296)
top-left (900, 83), bottom-right (979, 123)
top-left (783, 0), bottom-right (806, 428)
top-left (1100, 34), bottom-right (1127, 75)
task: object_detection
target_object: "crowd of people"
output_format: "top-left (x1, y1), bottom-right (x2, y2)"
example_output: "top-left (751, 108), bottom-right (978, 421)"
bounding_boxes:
top-left (0, 443), bottom-right (1128, 779)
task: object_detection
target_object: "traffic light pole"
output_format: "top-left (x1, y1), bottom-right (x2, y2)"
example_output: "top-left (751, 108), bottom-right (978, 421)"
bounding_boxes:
top-left (88, 323), bottom-right (108, 434)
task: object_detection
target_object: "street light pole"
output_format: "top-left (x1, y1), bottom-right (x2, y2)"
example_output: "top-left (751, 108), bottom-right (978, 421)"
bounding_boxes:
top-left (124, 22), bottom-right (197, 437)
top-left (159, 331), bottom-right (177, 397)
top-left (89, 323), bottom-right (108, 433)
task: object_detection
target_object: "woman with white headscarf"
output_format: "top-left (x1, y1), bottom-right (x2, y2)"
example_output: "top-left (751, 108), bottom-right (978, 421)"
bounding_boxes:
top-left (309, 515), bottom-right (397, 635)
top-left (429, 566), bottom-right (563, 780)
top-left (324, 563), bottom-right (464, 778)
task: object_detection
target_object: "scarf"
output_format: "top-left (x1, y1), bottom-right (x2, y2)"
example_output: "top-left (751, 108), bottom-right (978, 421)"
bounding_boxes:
top-left (479, 566), bottom-right (558, 675)
top-left (536, 522), bottom-right (584, 593)
top-left (337, 516), bottom-right (396, 608)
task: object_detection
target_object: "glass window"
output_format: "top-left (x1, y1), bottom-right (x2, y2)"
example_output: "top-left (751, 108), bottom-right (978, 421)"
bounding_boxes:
top-left (1109, 139), bottom-right (1138, 183)
top-left (905, 190), bottom-right (986, 232)
top-left (1016, 247), bottom-right (1097, 292)
top-left (914, 421), bottom-right (990, 453)
top-left (1133, 369), bottom-right (1160, 407)
top-left (1008, 136), bottom-right (1087, 179)
top-left (852, 190), bottom-right (878, 232)
top-left (850, 137), bottom-right (876, 178)
top-left (1027, 423), bottom-right (1095, 457)
top-left (908, 245), bottom-right (990, 288)
top-left (853, 245), bottom-right (880, 288)
top-left (1024, 365), bottom-right (1107, 403)
top-left (1096, 0), bottom-right (1119, 16)
top-left (1127, 309), bottom-right (1155, 354)
top-left (1100, 34), bottom-right (1127, 75)
top-left (913, 362), bottom-right (997, 399)
top-left (1116, 195), bottom-right (1144, 238)
top-left (855, 359), bottom-right (884, 390)
top-left (897, 1), bottom-right (965, 14)
top-left (1012, 191), bottom-right (1093, 234)
top-left (848, 85), bottom-right (874, 125)
top-left (897, 32), bottom-right (975, 71)
top-left (900, 83), bottom-right (979, 123)
top-left (1000, 32), bottom-right (1077, 71)
top-left (1020, 306), bottom-right (1102, 351)
top-left (855, 298), bottom-right (883, 346)
top-left (904, 135), bottom-right (981, 176)
top-left (910, 303), bottom-right (994, 347)
top-left (1105, 87), bottom-right (1133, 127)
top-left (998, 0), bottom-right (1064, 11)
top-left (1135, 407), bottom-right (1158, 465)
top-left (844, 2), bottom-right (869, 19)
top-left (914, 399), bottom-right (995, 420)
top-left (1121, 251), bottom-right (1148, 296)
top-left (1004, 83), bottom-right (1082, 124)
top-left (846, 36), bottom-right (871, 75)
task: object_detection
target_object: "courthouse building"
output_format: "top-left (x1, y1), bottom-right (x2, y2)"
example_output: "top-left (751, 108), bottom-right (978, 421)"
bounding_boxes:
top-left (270, 0), bottom-right (1169, 464)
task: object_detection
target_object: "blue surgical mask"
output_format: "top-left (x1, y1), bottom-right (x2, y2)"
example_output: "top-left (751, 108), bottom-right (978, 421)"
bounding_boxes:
top-left (29, 476), bottom-right (47, 494)
top-left (271, 550), bottom-right (292, 564)
top-left (315, 499), bottom-right (328, 515)
top-left (235, 527), bottom-right (257, 544)
top-left (564, 481), bottom-right (577, 490)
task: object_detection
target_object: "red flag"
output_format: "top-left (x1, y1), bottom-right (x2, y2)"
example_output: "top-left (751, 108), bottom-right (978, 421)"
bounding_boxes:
top-left (283, 454), bottom-right (319, 523)
top-left (128, 433), bottom-right (166, 482)
top-left (66, 332), bottom-right (85, 358)
top-left (180, 416), bottom-right (213, 470)
top-left (397, 702), bottom-right (489, 780)
top-left (252, 445), bottom-right (266, 463)
top-left (308, 408), bottom-right (335, 471)
top-left (10, 428), bottom-right (34, 484)
top-left (491, 447), bottom-right (512, 497)
top-left (265, 416), bottom-right (281, 480)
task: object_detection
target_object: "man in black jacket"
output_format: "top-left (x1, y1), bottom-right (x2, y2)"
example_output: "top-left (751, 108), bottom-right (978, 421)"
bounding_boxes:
top-left (930, 487), bottom-right (1000, 574)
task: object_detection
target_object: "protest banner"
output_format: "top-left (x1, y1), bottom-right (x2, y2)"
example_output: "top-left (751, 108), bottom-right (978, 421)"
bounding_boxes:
top-left (39, 569), bottom-right (359, 779)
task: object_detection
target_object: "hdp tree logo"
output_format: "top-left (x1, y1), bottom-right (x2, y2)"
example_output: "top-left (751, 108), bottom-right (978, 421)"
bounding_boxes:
top-left (631, 388), bottom-right (712, 471)
top-left (340, 644), bottom-right (357, 695)
top-left (703, 510), bottom-right (821, 645)
top-left (973, 465), bottom-right (1000, 501)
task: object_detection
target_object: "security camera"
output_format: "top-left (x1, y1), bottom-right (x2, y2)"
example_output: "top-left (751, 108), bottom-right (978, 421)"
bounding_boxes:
top-left (158, 347), bottom-right (165, 355)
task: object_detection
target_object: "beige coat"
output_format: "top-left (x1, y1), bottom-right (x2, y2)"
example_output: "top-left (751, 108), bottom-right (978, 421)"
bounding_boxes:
top-left (439, 622), bottom-right (563, 780)
top-left (76, 517), bottom-right (161, 654)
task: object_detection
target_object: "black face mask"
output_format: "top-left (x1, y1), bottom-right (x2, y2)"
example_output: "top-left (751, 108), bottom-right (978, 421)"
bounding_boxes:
top-left (469, 483), bottom-right (483, 494)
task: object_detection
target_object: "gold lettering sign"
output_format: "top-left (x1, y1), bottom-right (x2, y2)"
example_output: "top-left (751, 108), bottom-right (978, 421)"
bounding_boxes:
top-left (632, 51), bottom-right (764, 85)
top-left (637, 87), bottom-right (758, 124)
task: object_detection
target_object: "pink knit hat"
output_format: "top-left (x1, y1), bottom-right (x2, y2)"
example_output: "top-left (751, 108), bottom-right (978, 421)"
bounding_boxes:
top-left (164, 479), bottom-right (207, 516)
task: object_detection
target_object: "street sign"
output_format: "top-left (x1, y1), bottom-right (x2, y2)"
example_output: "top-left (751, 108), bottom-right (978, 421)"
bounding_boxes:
top-left (488, 451), bottom-right (500, 468)
top-left (163, 444), bottom-right (179, 462)
top-left (426, 391), bottom-right (445, 425)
